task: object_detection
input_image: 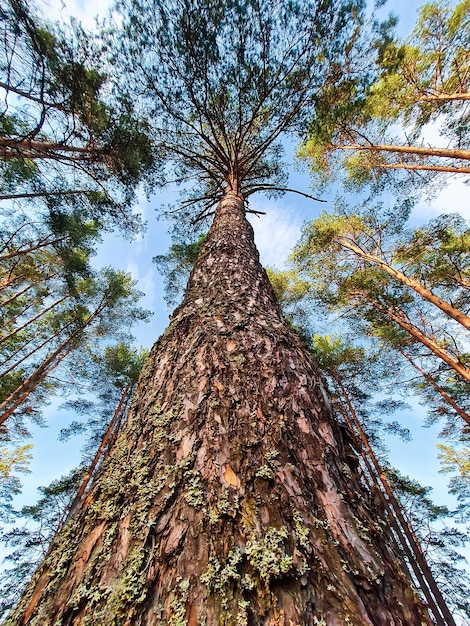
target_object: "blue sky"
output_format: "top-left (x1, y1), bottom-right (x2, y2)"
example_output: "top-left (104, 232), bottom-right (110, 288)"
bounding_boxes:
top-left (4, 0), bottom-right (470, 583)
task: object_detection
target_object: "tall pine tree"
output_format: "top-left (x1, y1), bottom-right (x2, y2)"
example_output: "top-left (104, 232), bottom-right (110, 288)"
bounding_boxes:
top-left (6, 1), bottom-right (435, 623)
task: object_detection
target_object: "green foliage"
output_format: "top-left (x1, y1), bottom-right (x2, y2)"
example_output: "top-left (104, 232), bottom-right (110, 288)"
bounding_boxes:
top-left (437, 442), bottom-right (470, 526)
top-left (265, 267), bottom-right (313, 332)
top-left (301, 0), bottom-right (470, 189)
top-left (0, 245), bottom-right (151, 429)
top-left (368, 0), bottom-right (470, 130)
top-left (438, 444), bottom-right (470, 478)
top-left (154, 235), bottom-right (207, 308)
top-left (291, 203), bottom-right (470, 435)
top-left (0, 444), bottom-right (33, 479)
top-left (0, 441), bottom-right (33, 525)
top-left (112, 0), bottom-right (368, 225)
top-left (0, 0), bottom-right (156, 235)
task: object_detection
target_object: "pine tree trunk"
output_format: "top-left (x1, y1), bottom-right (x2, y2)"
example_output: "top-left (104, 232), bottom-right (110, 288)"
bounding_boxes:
top-left (7, 190), bottom-right (432, 625)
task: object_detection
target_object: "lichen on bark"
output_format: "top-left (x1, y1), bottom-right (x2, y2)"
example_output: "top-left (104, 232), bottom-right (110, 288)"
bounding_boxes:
top-left (6, 191), bottom-right (431, 626)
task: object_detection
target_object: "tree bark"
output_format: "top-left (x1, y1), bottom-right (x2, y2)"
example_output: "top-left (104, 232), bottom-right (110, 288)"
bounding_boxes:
top-left (341, 143), bottom-right (470, 161)
top-left (7, 190), bottom-right (432, 625)
top-left (418, 92), bottom-right (470, 102)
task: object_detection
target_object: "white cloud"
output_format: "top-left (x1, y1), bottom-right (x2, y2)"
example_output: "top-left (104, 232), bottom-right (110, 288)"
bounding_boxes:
top-left (126, 262), bottom-right (157, 308)
top-left (248, 199), bottom-right (303, 269)
top-left (42, 0), bottom-right (113, 28)
top-left (413, 178), bottom-right (470, 224)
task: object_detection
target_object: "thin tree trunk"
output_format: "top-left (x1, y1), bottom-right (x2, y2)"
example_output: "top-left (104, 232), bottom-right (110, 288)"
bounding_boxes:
top-left (0, 272), bottom-right (61, 308)
top-left (0, 238), bottom-right (66, 261)
top-left (0, 283), bottom-right (36, 309)
top-left (353, 290), bottom-right (470, 384)
top-left (397, 347), bottom-right (470, 427)
top-left (0, 323), bottom-right (72, 378)
top-left (331, 370), bottom-right (456, 626)
top-left (8, 190), bottom-right (431, 625)
top-left (0, 344), bottom-right (75, 425)
top-left (338, 236), bottom-right (470, 330)
top-left (333, 391), bottom-right (450, 626)
top-left (0, 302), bottom-right (105, 424)
top-left (0, 295), bottom-right (69, 346)
top-left (341, 143), bottom-right (470, 161)
top-left (418, 92), bottom-right (470, 102)
top-left (68, 385), bottom-right (131, 517)
top-left (375, 163), bottom-right (470, 174)
top-left (0, 190), bottom-right (91, 201)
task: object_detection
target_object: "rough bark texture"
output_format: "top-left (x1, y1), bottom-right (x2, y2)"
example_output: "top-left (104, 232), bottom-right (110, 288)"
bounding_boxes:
top-left (7, 191), bottom-right (431, 626)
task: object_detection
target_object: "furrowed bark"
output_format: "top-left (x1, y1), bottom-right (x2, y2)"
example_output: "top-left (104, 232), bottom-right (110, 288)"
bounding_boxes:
top-left (8, 190), bottom-right (431, 625)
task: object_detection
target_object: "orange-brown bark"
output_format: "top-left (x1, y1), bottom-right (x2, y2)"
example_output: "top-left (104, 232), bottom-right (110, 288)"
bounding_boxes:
top-left (352, 290), bottom-right (470, 385)
top-left (375, 163), bottom-right (470, 174)
top-left (342, 143), bottom-right (470, 161)
top-left (418, 92), bottom-right (470, 102)
top-left (337, 237), bottom-right (470, 330)
top-left (7, 190), bottom-right (432, 625)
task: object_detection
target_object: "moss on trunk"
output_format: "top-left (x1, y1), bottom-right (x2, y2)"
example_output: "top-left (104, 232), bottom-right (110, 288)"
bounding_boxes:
top-left (6, 191), bottom-right (431, 625)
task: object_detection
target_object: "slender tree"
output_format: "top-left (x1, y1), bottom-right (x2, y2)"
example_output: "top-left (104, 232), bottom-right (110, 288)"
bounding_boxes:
top-left (291, 204), bottom-right (470, 387)
top-left (0, 267), bottom-right (150, 426)
top-left (0, 342), bottom-right (147, 618)
top-left (0, 0), bottom-right (156, 232)
top-left (301, 0), bottom-right (470, 185)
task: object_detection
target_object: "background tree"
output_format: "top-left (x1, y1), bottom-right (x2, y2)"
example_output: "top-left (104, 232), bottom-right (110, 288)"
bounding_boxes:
top-left (438, 440), bottom-right (470, 524)
top-left (0, 343), bottom-right (147, 619)
top-left (0, 266), bottom-right (150, 426)
top-left (291, 203), bottom-right (470, 418)
top-left (0, 0), bottom-right (157, 232)
top-left (153, 235), bottom-right (207, 309)
top-left (301, 0), bottom-right (470, 186)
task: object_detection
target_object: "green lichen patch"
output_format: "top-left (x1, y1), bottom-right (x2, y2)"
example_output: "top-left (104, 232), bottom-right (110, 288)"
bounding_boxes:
top-left (255, 464), bottom-right (274, 480)
top-left (209, 488), bottom-right (240, 524)
top-left (168, 577), bottom-right (191, 626)
top-left (184, 471), bottom-right (205, 509)
top-left (245, 527), bottom-right (294, 585)
top-left (104, 543), bottom-right (149, 622)
top-left (200, 547), bottom-right (243, 609)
